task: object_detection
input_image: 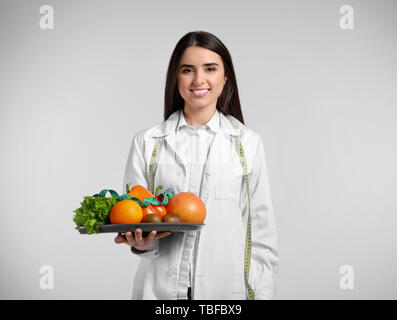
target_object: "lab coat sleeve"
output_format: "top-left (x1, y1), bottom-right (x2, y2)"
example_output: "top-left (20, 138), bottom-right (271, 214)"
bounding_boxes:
top-left (247, 135), bottom-right (279, 299)
top-left (123, 131), bottom-right (160, 259)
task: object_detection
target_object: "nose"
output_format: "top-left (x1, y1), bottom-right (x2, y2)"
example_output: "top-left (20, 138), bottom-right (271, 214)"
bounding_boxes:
top-left (192, 69), bottom-right (206, 86)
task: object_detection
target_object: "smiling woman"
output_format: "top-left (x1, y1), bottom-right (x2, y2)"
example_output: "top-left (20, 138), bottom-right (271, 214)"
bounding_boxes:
top-left (120, 31), bottom-right (279, 301)
top-left (176, 46), bottom-right (228, 122)
top-left (164, 31), bottom-right (244, 126)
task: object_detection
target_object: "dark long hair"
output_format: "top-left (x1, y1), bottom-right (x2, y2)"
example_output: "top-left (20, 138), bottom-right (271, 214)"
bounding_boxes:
top-left (164, 31), bottom-right (244, 124)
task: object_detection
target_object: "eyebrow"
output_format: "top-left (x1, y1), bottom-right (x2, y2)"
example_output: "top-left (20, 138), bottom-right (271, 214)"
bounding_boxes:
top-left (179, 62), bottom-right (220, 69)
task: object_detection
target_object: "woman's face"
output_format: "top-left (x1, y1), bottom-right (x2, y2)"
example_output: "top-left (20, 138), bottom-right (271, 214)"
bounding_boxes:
top-left (177, 46), bottom-right (227, 112)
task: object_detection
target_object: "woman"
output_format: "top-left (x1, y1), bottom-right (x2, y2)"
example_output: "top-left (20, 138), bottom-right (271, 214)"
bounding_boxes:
top-left (115, 31), bottom-right (279, 300)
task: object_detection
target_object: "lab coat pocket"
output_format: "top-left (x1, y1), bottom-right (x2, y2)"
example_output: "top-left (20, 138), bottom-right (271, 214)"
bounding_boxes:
top-left (214, 164), bottom-right (244, 201)
top-left (232, 234), bottom-right (246, 294)
top-left (155, 164), bottom-right (185, 194)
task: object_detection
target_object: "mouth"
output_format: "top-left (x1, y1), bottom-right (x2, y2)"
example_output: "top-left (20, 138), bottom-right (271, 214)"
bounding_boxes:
top-left (190, 88), bottom-right (210, 97)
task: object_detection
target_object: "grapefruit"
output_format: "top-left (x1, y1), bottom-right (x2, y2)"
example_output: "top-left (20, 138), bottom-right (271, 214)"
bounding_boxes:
top-left (165, 192), bottom-right (206, 223)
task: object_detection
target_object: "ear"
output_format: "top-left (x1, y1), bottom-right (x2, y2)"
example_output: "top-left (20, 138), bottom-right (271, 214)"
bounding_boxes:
top-left (224, 76), bottom-right (228, 84)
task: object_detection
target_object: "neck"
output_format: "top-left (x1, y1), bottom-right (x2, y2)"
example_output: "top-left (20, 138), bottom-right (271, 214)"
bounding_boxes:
top-left (183, 106), bottom-right (217, 130)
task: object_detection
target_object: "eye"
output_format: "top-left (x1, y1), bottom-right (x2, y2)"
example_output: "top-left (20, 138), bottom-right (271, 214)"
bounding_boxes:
top-left (181, 67), bottom-right (216, 74)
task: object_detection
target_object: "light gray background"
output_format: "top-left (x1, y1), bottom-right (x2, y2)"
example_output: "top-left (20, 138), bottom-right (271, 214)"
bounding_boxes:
top-left (0, 0), bottom-right (396, 299)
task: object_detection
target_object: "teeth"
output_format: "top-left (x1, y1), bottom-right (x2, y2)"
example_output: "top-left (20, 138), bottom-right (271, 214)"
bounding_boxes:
top-left (193, 89), bottom-right (208, 94)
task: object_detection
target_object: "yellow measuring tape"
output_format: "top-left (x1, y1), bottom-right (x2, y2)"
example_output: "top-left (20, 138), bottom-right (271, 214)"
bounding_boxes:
top-left (149, 135), bottom-right (255, 300)
top-left (234, 136), bottom-right (255, 300)
top-left (149, 137), bottom-right (163, 194)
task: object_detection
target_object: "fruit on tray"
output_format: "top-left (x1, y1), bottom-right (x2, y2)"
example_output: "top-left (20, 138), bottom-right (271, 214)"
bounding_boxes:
top-left (74, 186), bottom-right (207, 236)
top-left (141, 213), bottom-right (162, 223)
top-left (162, 213), bottom-right (183, 223)
top-left (128, 185), bottom-right (167, 218)
top-left (110, 199), bottom-right (143, 224)
top-left (165, 192), bottom-right (206, 223)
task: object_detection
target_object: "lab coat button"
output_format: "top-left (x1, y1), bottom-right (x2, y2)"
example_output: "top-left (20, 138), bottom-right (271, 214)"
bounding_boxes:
top-left (168, 267), bottom-right (176, 276)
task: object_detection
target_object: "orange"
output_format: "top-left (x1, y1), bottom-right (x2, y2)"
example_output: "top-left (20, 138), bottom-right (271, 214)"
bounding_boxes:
top-left (110, 199), bottom-right (143, 224)
top-left (165, 192), bottom-right (206, 223)
top-left (128, 185), bottom-right (167, 218)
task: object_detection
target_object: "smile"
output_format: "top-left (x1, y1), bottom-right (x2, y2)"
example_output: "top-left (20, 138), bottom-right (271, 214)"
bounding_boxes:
top-left (191, 89), bottom-right (210, 97)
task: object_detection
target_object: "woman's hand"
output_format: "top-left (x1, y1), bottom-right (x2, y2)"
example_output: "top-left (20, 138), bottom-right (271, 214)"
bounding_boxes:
top-left (114, 228), bottom-right (171, 252)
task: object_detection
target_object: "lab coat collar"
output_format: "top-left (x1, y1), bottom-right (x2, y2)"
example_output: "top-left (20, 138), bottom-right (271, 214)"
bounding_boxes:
top-left (149, 109), bottom-right (242, 138)
top-left (177, 108), bottom-right (220, 133)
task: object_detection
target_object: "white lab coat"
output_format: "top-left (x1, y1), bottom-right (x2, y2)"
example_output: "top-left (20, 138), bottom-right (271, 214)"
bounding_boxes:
top-left (123, 109), bottom-right (279, 300)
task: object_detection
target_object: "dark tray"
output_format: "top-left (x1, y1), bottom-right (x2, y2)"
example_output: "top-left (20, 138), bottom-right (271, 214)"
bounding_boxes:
top-left (77, 222), bottom-right (204, 234)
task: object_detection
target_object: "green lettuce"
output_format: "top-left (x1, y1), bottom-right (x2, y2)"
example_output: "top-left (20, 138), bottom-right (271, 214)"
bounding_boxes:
top-left (73, 196), bottom-right (118, 234)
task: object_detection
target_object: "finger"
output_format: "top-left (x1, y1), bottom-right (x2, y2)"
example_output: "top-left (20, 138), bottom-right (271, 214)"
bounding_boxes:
top-left (135, 228), bottom-right (143, 244)
top-left (115, 233), bottom-right (127, 244)
top-left (114, 234), bottom-right (121, 244)
top-left (155, 232), bottom-right (171, 240)
top-left (125, 231), bottom-right (135, 245)
top-left (148, 230), bottom-right (157, 241)
top-left (114, 233), bottom-right (123, 244)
